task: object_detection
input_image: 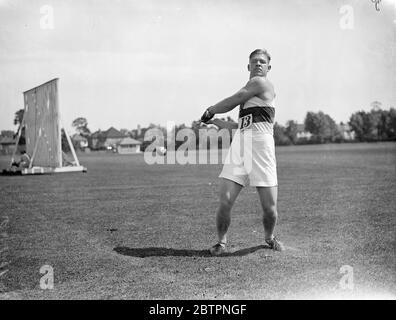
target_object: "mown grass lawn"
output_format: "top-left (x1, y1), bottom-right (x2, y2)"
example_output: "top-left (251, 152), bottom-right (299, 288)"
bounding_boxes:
top-left (0, 142), bottom-right (395, 299)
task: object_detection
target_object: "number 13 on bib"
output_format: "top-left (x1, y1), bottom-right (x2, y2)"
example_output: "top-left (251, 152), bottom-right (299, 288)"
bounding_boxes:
top-left (239, 114), bottom-right (252, 130)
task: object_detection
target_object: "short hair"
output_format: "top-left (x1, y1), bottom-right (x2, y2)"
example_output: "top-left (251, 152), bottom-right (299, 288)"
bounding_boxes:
top-left (249, 49), bottom-right (271, 63)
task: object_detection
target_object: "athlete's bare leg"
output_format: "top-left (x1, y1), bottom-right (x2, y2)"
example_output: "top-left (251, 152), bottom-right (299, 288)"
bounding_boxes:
top-left (215, 178), bottom-right (243, 244)
top-left (256, 186), bottom-right (278, 240)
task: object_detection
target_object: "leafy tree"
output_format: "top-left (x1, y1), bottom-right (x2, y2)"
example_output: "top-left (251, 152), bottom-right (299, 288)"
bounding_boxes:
top-left (304, 111), bottom-right (340, 143)
top-left (375, 109), bottom-right (389, 140)
top-left (273, 123), bottom-right (291, 146)
top-left (372, 107), bottom-right (396, 140)
top-left (348, 111), bottom-right (365, 141)
top-left (387, 108), bottom-right (396, 139)
top-left (72, 117), bottom-right (91, 137)
top-left (14, 109), bottom-right (24, 126)
top-left (96, 130), bottom-right (108, 150)
top-left (285, 120), bottom-right (298, 144)
top-left (348, 102), bottom-right (396, 141)
top-left (349, 110), bottom-right (380, 141)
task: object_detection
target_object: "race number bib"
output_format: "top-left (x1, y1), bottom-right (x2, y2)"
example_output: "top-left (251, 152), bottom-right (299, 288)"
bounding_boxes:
top-left (239, 114), bottom-right (253, 130)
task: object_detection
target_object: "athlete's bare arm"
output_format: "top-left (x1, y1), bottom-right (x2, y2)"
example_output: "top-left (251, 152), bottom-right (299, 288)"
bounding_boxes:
top-left (208, 77), bottom-right (271, 115)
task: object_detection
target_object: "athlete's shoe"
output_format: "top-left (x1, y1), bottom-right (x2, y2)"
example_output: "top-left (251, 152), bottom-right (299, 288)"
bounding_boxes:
top-left (265, 236), bottom-right (285, 252)
top-left (209, 242), bottom-right (226, 256)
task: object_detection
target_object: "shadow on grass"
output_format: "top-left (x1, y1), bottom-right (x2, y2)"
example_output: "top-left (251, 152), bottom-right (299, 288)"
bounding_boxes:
top-left (114, 245), bottom-right (271, 258)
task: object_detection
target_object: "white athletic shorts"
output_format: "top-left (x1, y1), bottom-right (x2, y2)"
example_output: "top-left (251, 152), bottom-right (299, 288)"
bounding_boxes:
top-left (219, 130), bottom-right (277, 187)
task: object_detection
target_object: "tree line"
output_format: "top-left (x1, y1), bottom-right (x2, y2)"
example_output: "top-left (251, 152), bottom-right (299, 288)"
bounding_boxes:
top-left (275, 104), bottom-right (396, 145)
top-left (3, 102), bottom-right (396, 151)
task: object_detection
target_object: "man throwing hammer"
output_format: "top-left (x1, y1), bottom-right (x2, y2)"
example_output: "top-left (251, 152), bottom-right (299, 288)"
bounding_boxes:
top-left (200, 49), bottom-right (285, 255)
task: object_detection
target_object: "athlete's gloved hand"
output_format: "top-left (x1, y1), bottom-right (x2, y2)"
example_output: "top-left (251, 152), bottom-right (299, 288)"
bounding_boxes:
top-left (200, 108), bottom-right (214, 124)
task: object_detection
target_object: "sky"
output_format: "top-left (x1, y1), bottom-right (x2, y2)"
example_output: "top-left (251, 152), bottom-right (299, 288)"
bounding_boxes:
top-left (1, 0), bottom-right (396, 133)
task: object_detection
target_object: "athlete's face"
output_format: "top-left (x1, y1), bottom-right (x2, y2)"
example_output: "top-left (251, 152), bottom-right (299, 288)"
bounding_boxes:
top-left (248, 53), bottom-right (270, 78)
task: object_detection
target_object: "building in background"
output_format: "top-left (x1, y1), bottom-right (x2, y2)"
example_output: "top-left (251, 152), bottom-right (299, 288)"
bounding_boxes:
top-left (117, 137), bottom-right (142, 154)
top-left (0, 136), bottom-right (16, 155)
top-left (296, 124), bottom-right (312, 140)
top-left (90, 127), bottom-right (126, 150)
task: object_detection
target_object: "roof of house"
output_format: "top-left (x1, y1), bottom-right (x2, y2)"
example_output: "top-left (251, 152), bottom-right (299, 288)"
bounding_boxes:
top-left (91, 130), bottom-right (101, 138)
top-left (91, 127), bottom-right (126, 139)
top-left (119, 137), bottom-right (142, 145)
top-left (105, 127), bottom-right (125, 138)
top-left (0, 136), bottom-right (16, 145)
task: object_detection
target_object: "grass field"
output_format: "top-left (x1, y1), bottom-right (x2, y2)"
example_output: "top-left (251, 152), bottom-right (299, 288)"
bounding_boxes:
top-left (0, 142), bottom-right (395, 300)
